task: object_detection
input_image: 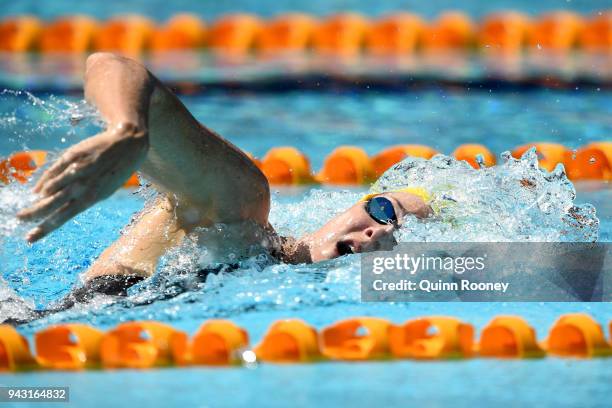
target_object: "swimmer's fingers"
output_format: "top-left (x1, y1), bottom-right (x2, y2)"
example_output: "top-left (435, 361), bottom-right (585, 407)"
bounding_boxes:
top-left (37, 159), bottom-right (96, 197)
top-left (33, 150), bottom-right (86, 194)
top-left (17, 188), bottom-right (73, 221)
top-left (25, 199), bottom-right (86, 243)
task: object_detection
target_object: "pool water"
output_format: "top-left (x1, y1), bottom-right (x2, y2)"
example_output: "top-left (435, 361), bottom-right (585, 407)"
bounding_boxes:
top-left (1, 89), bottom-right (610, 168)
top-left (0, 84), bottom-right (611, 406)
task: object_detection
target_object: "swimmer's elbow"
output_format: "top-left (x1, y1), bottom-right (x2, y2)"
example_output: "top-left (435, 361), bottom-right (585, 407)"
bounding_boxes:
top-left (85, 52), bottom-right (120, 75)
top-left (85, 52), bottom-right (150, 82)
top-left (86, 52), bottom-right (113, 66)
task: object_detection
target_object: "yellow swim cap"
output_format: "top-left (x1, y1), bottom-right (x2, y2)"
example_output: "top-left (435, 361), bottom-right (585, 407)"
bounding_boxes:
top-left (359, 186), bottom-right (432, 203)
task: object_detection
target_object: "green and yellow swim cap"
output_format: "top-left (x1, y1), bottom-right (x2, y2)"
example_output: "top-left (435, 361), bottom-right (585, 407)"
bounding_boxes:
top-left (359, 186), bottom-right (432, 203)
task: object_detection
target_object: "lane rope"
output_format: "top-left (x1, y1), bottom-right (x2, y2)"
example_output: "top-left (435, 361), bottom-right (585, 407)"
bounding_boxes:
top-left (1, 313), bottom-right (611, 371)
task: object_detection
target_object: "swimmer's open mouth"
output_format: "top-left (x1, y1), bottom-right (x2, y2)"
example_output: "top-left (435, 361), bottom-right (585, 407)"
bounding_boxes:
top-left (337, 241), bottom-right (354, 256)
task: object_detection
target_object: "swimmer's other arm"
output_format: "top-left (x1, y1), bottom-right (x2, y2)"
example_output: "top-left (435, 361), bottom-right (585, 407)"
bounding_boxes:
top-left (18, 53), bottom-right (270, 279)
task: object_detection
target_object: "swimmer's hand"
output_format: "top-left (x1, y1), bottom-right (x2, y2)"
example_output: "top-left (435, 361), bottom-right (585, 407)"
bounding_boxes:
top-left (17, 123), bottom-right (149, 243)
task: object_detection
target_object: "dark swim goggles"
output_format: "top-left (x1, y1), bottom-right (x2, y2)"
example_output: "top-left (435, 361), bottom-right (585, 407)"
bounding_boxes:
top-left (365, 196), bottom-right (398, 225)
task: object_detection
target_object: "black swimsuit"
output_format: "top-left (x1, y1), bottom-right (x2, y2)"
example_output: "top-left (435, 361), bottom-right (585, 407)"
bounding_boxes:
top-left (3, 262), bottom-right (246, 326)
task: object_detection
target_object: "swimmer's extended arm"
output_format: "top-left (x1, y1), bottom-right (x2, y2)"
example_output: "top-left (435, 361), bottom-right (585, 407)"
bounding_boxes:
top-left (18, 52), bottom-right (270, 243)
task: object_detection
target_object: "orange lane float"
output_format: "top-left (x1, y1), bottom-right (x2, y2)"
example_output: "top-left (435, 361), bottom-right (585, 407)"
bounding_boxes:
top-left (563, 146), bottom-right (612, 180)
top-left (479, 316), bottom-right (545, 358)
top-left (254, 319), bottom-right (320, 362)
top-left (579, 11), bottom-right (612, 52)
top-left (94, 15), bottom-right (154, 54)
top-left (0, 16), bottom-right (42, 52)
top-left (0, 325), bottom-right (37, 371)
top-left (365, 13), bottom-right (424, 56)
top-left (312, 13), bottom-right (370, 56)
top-left (585, 141), bottom-right (612, 178)
top-left (478, 12), bottom-right (531, 53)
top-left (260, 147), bottom-right (314, 185)
top-left (420, 12), bottom-right (475, 51)
top-left (512, 142), bottom-right (569, 172)
top-left (0, 150), bottom-right (47, 184)
top-left (317, 146), bottom-right (374, 185)
top-left (0, 150), bottom-right (140, 187)
top-left (0, 11), bottom-right (611, 54)
top-left (171, 320), bottom-right (249, 366)
top-left (34, 324), bottom-right (104, 370)
top-left (4, 315), bottom-right (612, 371)
top-left (321, 317), bottom-right (391, 360)
top-left (371, 144), bottom-right (439, 178)
top-left (256, 14), bottom-right (317, 55)
top-left (389, 317), bottom-right (474, 359)
top-left (207, 14), bottom-right (263, 55)
top-left (100, 321), bottom-right (179, 368)
top-left (528, 11), bottom-right (583, 52)
top-left (39, 16), bottom-right (98, 53)
top-left (452, 144), bottom-right (496, 168)
top-left (123, 173), bottom-right (140, 187)
top-left (1, 143), bottom-right (610, 189)
top-left (546, 314), bottom-right (612, 358)
top-left (150, 14), bottom-right (206, 51)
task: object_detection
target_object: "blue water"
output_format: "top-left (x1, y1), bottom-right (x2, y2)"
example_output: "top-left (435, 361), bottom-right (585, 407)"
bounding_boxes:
top-left (2, 89), bottom-right (610, 169)
top-left (1, 0), bottom-right (612, 398)
top-left (0, 85), bottom-right (611, 407)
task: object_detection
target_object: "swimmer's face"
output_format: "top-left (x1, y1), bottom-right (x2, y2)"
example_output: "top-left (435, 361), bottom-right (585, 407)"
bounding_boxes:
top-left (298, 192), bottom-right (431, 262)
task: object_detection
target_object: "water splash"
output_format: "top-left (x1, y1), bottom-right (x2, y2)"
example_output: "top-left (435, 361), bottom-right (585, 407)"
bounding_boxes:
top-left (0, 91), bottom-right (106, 239)
top-left (268, 150), bottom-right (599, 244)
top-left (0, 93), bottom-right (602, 328)
top-left (68, 150), bottom-right (598, 327)
top-left (269, 189), bottom-right (363, 237)
top-left (0, 90), bottom-right (102, 151)
top-left (372, 151), bottom-right (599, 242)
top-left (1, 151), bottom-right (602, 327)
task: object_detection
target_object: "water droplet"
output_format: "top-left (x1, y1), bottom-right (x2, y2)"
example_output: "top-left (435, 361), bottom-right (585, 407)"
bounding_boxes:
top-left (475, 154), bottom-right (485, 169)
top-left (138, 330), bottom-right (152, 341)
top-left (426, 325), bottom-right (440, 336)
top-left (68, 332), bottom-right (79, 344)
top-left (355, 326), bottom-right (369, 337)
top-left (241, 350), bottom-right (257, 364)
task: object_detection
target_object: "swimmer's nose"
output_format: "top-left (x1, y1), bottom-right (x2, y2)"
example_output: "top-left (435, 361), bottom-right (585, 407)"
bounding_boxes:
top-left (361, 225), bottom-right (396, 251)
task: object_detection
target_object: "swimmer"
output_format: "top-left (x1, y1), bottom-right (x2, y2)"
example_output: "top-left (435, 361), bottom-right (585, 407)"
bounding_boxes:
top-left (16, 53), bottom-right (432, 302)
